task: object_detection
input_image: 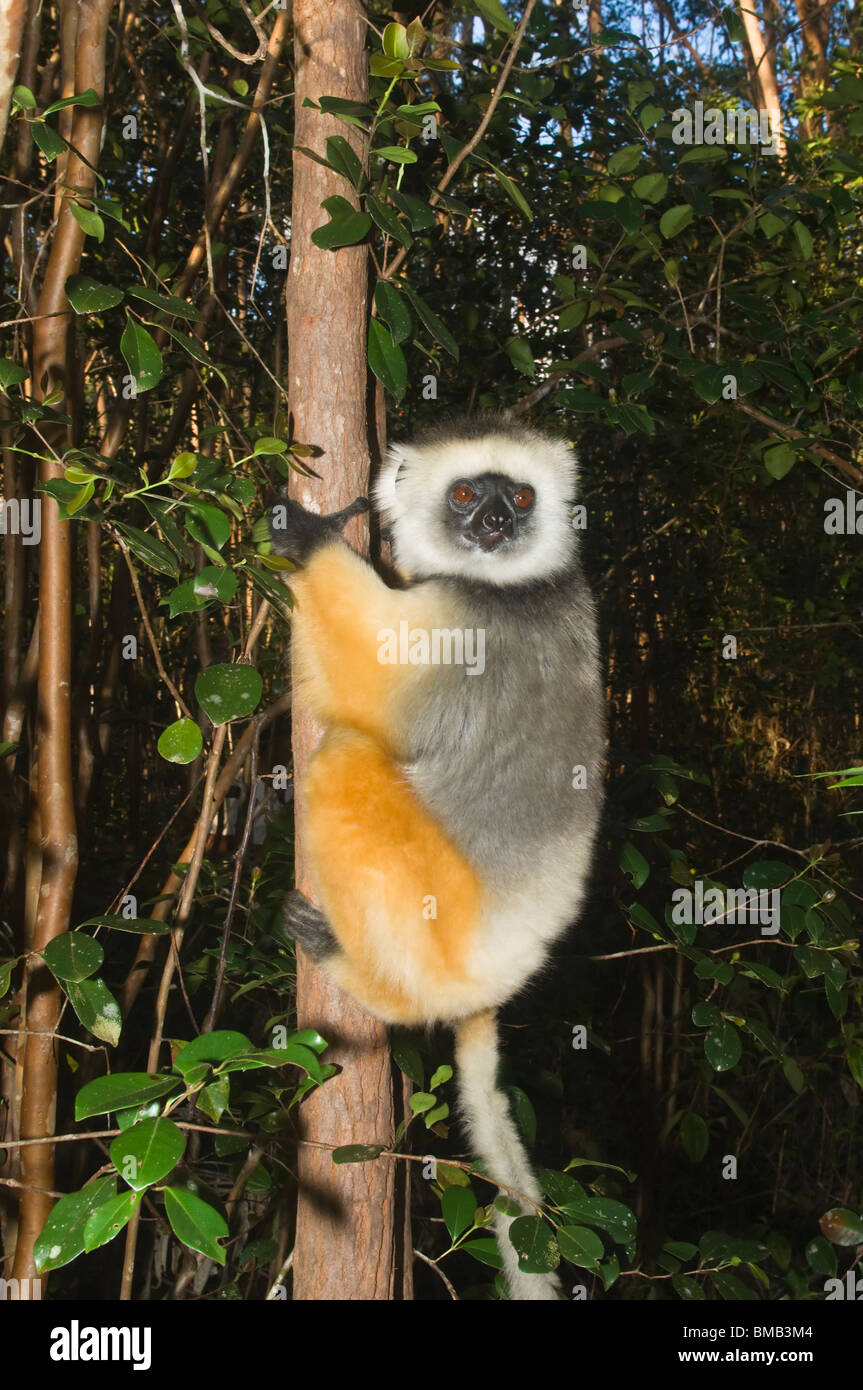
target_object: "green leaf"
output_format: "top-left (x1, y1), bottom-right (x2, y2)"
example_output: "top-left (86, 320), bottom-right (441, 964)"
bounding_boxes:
top-left (168, 451), bottom-right (197, 480)
top-left (64, 274), bottom-right (124, 314)
top-left (494, 168), bottom-right (532, 219)
top-left (680, 145), bottom-right (728, 165)
top-left (165, 566), bottom-right (237, 618)
top-left (78, 914), bottom-right (171, 936)
top-left (558, 301), bottom-right (588, 331)
top-left (680, 1112), bottom-right (709, 1162)
top-left (76, 1073), bottom-right (179, 1121)
top-left (369, 55), bottom-right (405, 79)
top-left (120, 314), bottom-right (162, 392)
top-left (474, 0), bottom-right (515, 33)
top-left (461, 1237), bottom-right (503, 1269)
top-left (66, 978), bottom-right (122, 1046)
top-left (69, 202), bottom-right (105, 241)
top-left (659, 204), bottom-right (694, 239)
top-left (664, 1239), bottom-right (698, 1260)
top-left (34, 1176), bottom-right (117, 1272)
top-left (405, 287), bottom-right (459, 358)
top-left (197, 1077), bottom-right (230, 1122)
top-left (409, 1091), bottom-right (437, 1114)
top-left (673, 1273), bottom-right (705, 1299)
top-left (805, 1235), bottom-right (837, 1276)
top-left (0, 358), bottom-right (28, 387)
top-left (609, 144), bottom-right (643, 174)
top-left (194, 663), bottom-right (263, 725)
top-left (311, 201), bottom-right (371, 249)
top-left (43, 933), bottom-right (104, 983)
top-left (693, 364), bottom-right (728, 404)
top-left (12, 85), bottom-right (37, 110)
top-left (792, 221), bottom-right (813, 260)
top-left (442, 1185), bottom-right (477, 1240)
top-left (115, 522), bottom-right (178, 578)
top-left (31, 121), bottom-right (67, 161)
top-left (372, 146), bottom-right (417, 165)
top-left (158, 323), bottom-right (222, 380)
top-left (819, 1207), bottom-right (863, 1246)
top-left (429, 1064), bottom-right (453, 1090)
top-left (633, 172), bottom-right (668, 203)
top-left (391, 1028), bottom-right (424, 1086)
top-left (325, 134), bottom-right (363, 187)
top-left (382, 21), bottom-right (410, 57)
top-left (163, 1187), bottom-right (228, 1265)
top-left (366, 193), bottom-right (412, 247)
top-left (845, 1043), bottom-right (863, 1089)
top-left (558, 1197), bottom-right (636, 1246)
top-left (83, 1190), bottom-right (142, 1253)
top-left (0, 958), bottom-right (16, 997)
top-left (253, 437), bottom-right (287, 455)
top-left (389, 191), bottom-right (435, 230)
top-left (509, 1216), bottom-right (560, 1273)
top-left (43, 87), bottom-right (101, 116)
top-left (505, 338), bottom-right (535, 379)
top-left (67, 479), bottom-right (95, 516)
top-left (620, 841), bottom-right (649, 888)
top-left (374, 282), bottom-right (412, 344)
top-left (127, 286), bottom-right (201, 320)
top-left (758, 211), bottom-right (786, 240)
top-left (423, 1101), bottom-right (449, 1127)
top-left (762, 441), bottom-right (797, 480)
top-left (704, 1021), bottom-right (742, 1072)
top-left (158, 718), bottom-right (203, 764)
top-left (332, 1144), bottom-right (385, 1164)
top-left (368, 317), bottom-right (407, 400)
top-left (712, 1269), bottom-right (757, 1300)
top-left (110, 1118), bottom-right (186, 1191)
top-left (219, 1044), bottom-right (327, 1083)
top-left (742, 861), bottom-right (790, 890)
top-left (556, 1224), bottom-right (605, 1268)
top-left (173, 1030), bottom-right (252, 1076)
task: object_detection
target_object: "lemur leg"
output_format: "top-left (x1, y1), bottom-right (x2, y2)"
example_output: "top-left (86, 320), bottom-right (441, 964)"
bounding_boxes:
top-left (288, 542), bottom-right (442, 747)
top-left (281, 889), bottom-right (337, 962)
top-left (301, 727), bottom-right (483, 1025)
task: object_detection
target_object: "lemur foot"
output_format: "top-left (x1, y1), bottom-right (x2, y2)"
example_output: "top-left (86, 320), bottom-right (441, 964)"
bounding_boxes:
top-left (281, 889), bottom-right (338, 961)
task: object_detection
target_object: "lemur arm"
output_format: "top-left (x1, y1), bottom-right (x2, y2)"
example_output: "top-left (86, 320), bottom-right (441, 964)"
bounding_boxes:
top-left (270, 496), bottom-right (433, 746)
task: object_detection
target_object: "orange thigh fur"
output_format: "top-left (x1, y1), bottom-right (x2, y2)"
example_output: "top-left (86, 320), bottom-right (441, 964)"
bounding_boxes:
top-left (302, 727), bottom-right (481, 1023)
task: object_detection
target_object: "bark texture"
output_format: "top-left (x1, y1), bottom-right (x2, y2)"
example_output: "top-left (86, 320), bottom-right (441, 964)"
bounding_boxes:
top-left (287, 0), bottom-right (398, 1301)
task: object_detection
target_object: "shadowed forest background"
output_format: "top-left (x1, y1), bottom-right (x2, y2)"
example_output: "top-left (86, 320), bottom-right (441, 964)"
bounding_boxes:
top-left (0, 0), bottom-right (862, 1301)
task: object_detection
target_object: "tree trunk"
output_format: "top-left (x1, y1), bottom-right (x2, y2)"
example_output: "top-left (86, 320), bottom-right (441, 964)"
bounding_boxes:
top-left (10, 0), bottom-right (114, 1293)
top-left (287, 0), bottom-right (399, 1301)
top-left (736, 0), bottom-right (786, 156)
top-left (0, 0), bottom-right (28, 155)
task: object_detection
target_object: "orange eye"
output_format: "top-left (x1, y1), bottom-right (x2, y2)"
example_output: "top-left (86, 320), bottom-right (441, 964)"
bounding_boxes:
top-left (513, 487), bottom-right (534, 509)
top-left (452, 483), bottom-right (475, 505)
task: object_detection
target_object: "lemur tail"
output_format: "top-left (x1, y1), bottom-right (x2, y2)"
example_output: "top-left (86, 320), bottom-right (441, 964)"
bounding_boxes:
top-left (454, 1009), bottom-right (562, 1301)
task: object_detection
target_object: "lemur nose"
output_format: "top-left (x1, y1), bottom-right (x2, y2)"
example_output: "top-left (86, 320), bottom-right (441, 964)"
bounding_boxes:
top-left (482, 510), bottom-right (512, 533)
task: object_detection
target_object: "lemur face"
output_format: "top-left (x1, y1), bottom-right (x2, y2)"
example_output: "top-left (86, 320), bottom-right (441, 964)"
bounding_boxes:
top-left (444, 472), bottom-right (536, 554)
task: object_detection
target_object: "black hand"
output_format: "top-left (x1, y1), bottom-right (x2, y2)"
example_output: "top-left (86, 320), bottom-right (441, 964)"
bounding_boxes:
top-left (269, 494), bottom-right (369, 563)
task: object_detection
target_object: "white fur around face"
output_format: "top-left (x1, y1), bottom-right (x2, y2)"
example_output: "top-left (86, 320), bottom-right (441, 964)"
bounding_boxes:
top-left (373, 429), bottom-right (579, 584)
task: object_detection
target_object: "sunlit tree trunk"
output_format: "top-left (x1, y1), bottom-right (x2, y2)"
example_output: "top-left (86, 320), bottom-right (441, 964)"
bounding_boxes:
top-left (794, 0), bottom-right (831, 137)
top-left (0, 0), bottom-right (28, 155)
top-left (736, 0), bottom-right (786, 156)
top-left (287, 0), bottom-right (399, 1301)
top-left (10, 0), bottom-right (114, 1294)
